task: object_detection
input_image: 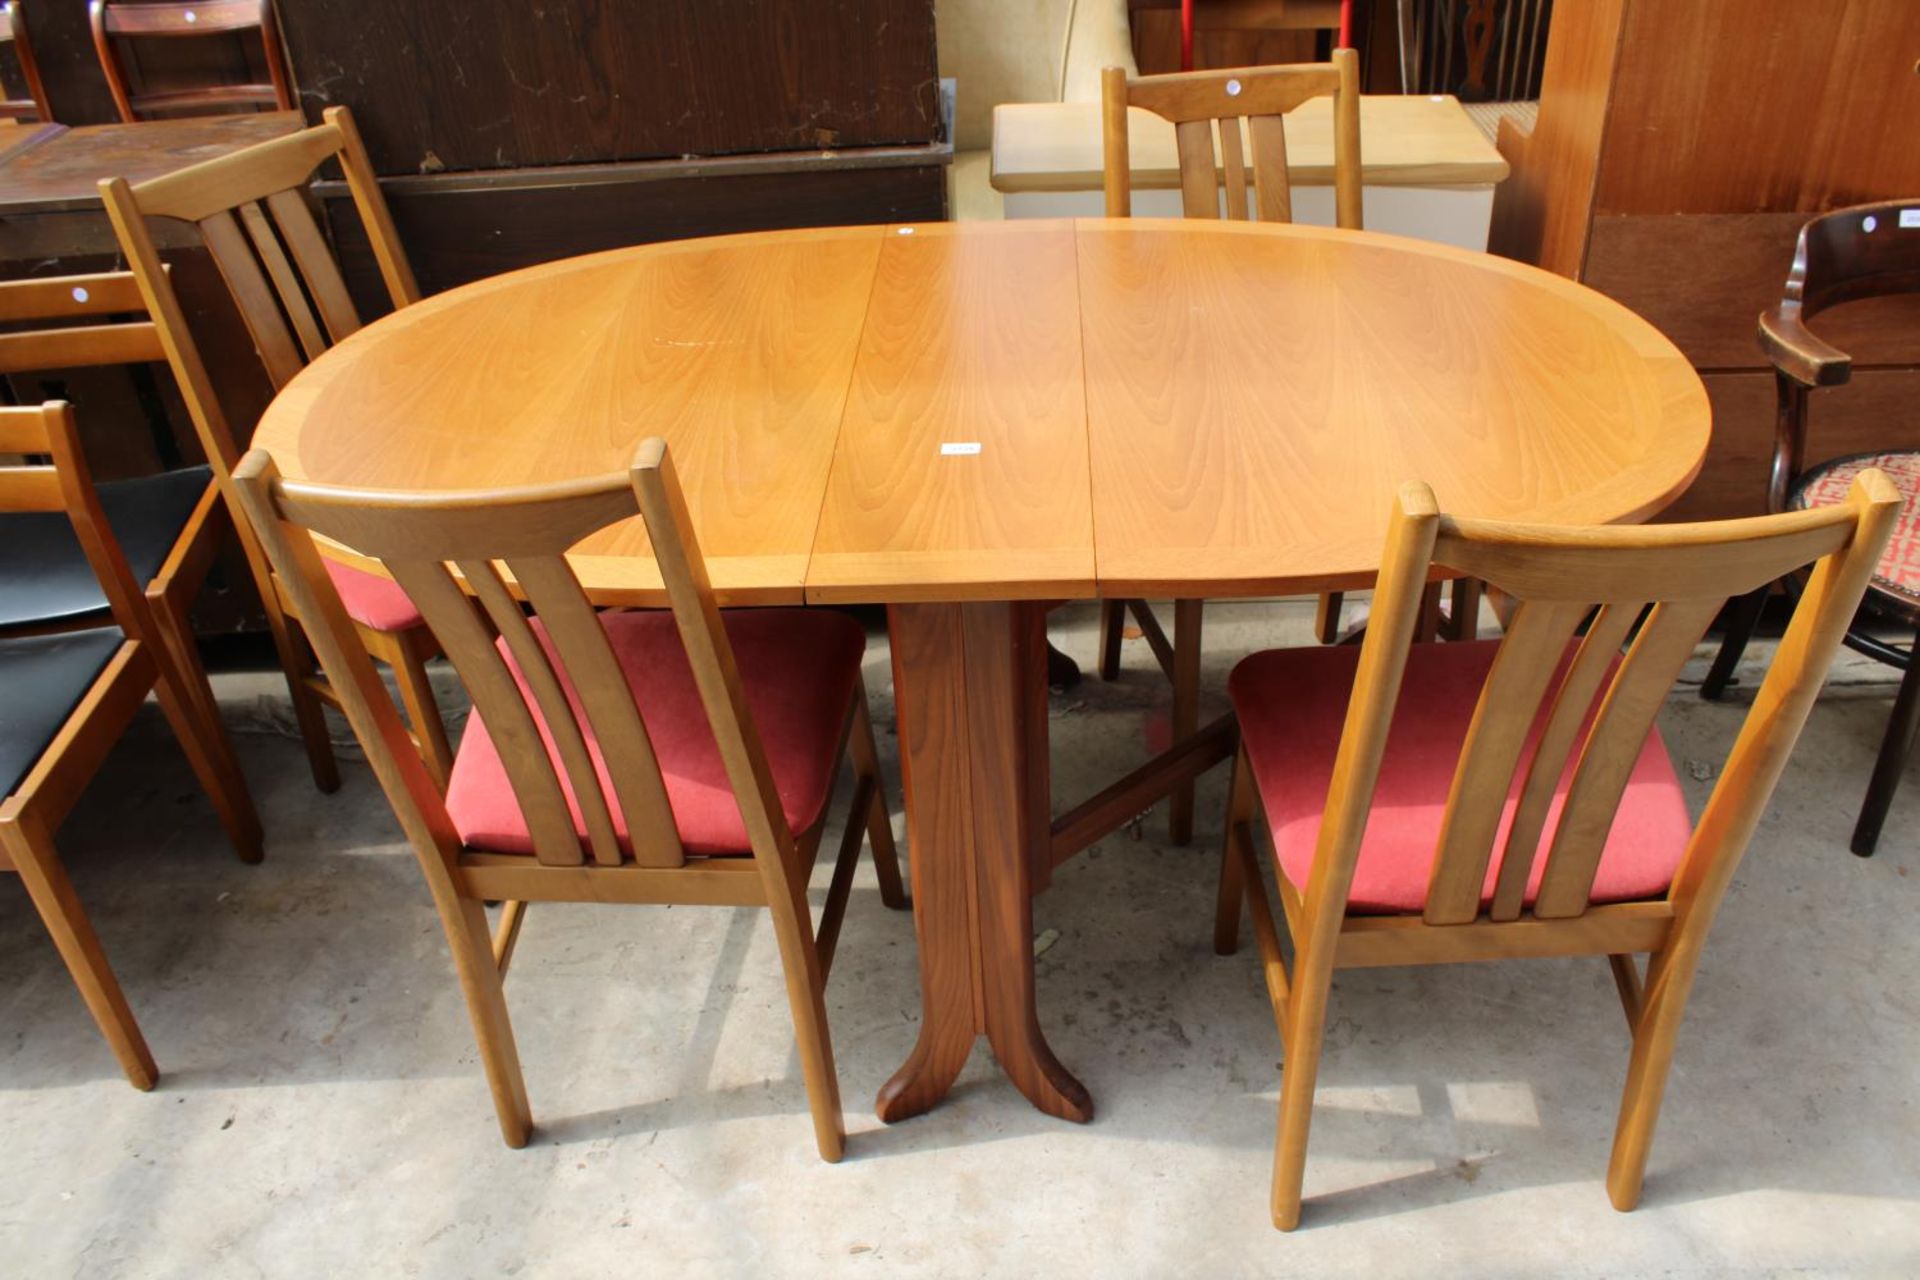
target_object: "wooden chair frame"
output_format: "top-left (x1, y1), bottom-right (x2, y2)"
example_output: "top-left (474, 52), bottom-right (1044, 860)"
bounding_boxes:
top-left (88, 0), bottom-right (293, 123)
top-left (1700, 199), bottom-right (1920, 855)
top-left (1096, 49), bottom-right (1367, 843)
top-left (0, 271), bottom-right (245, 785)
top-left (1215, 472), bottom-right (1900, 1229)
top-left (100, 106), bottom-right (452, 793)
top-left (2, 401), bottom-right (264, 1088)
top-left (0, 0), bottom-right (50, 121)
top-left (230, 437), bottom-right (907, 1159)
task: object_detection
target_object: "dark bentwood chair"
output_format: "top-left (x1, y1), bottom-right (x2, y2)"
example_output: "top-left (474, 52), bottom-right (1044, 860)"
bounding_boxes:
top-left (1699, 199), bottom-right (1920, 855)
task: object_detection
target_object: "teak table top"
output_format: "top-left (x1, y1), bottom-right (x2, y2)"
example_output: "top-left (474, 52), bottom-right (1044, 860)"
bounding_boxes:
top-left (253, 218), bottom-right (1709, 604)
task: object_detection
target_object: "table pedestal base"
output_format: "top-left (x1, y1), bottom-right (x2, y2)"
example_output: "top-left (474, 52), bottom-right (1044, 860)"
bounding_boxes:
top-left (877, 601), bottom-right (1092, 1124)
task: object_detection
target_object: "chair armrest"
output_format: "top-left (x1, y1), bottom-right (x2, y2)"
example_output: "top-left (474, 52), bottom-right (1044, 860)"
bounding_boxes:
top-left (1758, 304), bottom-right (1853, 388)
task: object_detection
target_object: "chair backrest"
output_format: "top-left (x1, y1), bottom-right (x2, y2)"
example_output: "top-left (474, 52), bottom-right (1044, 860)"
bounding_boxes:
top-left (100, 105), bottom-right (418, 484)
top-left (1101, 47), bottom-right (1361, 226)
top-left (88, 0), bottom-right (292, 122)
top-left (0, 400), bottom-right (151, 634)
top-left (0, 0), bottom-right (51, 122)
top-left (1306, 472), bottom-right (1898, 939)
top-left (230, 437), bottom-right (810, 886)
top-left (0, 270), bottom-right (167, 377)
top-left (1787, 199), bottom-right (1920, 321)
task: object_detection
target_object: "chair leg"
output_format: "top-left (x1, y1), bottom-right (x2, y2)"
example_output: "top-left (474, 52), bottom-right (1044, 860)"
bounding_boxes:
top-left (267, 606), bottom-right (341, 794)
top-left (1169, 599), bottom-right (1204, 845)
top-left (145, 608), bottom-right (264, 864)
top-left (764, 877), bottom-right (847, 1162)
top-left (1314, 592), bottom-right (1343, 645)
top-left (1605, 949), bottom-right (1704, 1211)
top-left (1700, 587), bottom-right (1767, 701)
top-left (492, 900), bottom-right (528, 976)
top-left (1214, 745), bottom-right (1253, 955)
top-left (441, 896), bottom-right (532, 1147)
top-left (372, 627), bottom-right (454, 791)
top-left (1, 814), bottom-right (158, 1090)
top-left (1097, 599), bottom-right (1126, 680)
top-left (1851, 640), bottom-right (1920, 856)
top-left (849, 687), bottom-right (907, 909)
top-left (1271, 965), bottom-right (1333, 1231)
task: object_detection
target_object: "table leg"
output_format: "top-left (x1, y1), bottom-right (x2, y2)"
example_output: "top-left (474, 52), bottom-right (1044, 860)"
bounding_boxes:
top-left (877, 600), bottom-right (1093, 1125)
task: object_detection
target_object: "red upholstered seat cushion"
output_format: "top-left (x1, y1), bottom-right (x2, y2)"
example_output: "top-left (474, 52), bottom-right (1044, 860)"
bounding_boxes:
top-left (1228, 639), bottom-right (1692, 916)
top-left (444, 608), bottom-right (865, 858)
top-left (324, 560), bottom-right (425, 631)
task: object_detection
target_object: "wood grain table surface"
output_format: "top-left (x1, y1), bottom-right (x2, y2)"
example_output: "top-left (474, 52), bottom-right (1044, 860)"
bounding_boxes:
top-left (253, 217), bottom-right (1710, 1126)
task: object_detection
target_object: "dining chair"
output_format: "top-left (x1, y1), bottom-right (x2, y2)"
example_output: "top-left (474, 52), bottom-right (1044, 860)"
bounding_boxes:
top-left (2, 401), bottom-right (266, 1088)
top-left (1, 0), bottom-right (51, 122)
top-left (1213, 472), bottom-right (1899, 1229)
top-left (100, 106), bottom-right (455, 793)
top-left (230, 437), bottom-right (908, 1159)
top-left (0, 271), bottom-right (249, 793)
top-left (1698, 199), bottom-right (1920, 856)
top-left (1098, 49), bottom-right (1392, 843)
top-left (88, 0), bottom-right (293, 123)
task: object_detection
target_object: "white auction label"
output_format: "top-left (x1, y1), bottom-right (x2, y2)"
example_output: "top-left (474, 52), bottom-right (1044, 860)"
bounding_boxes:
top-left (1901, 209), bottom-right (1920, 229)
top-left (939, 442), bottom-right (982, 456)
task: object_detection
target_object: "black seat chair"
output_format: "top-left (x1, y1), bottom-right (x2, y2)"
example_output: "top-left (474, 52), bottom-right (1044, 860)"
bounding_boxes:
top-left (0, 272), bottom-right (242, 782)
top-left (2, 400), bottom-right (260, 1088)
top-left (1700, 198), bottom-right (1920, 855)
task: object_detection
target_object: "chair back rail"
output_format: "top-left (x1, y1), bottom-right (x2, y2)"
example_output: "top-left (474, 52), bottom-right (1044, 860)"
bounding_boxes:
top-left (101, 106), bottom-right (417, 478)
top-left (232, 439), bottom-right (807, 888)
top-left (88, 0), bottom-right (293, 122)
top-left (1101, 48), bottom-right (1361, 227)
top-left (0, 271), bottom-right (167, 374)
top-left (1304, 475), bottom-right (1900, 946)
top-left (1, 0), bottom-right (51, 121)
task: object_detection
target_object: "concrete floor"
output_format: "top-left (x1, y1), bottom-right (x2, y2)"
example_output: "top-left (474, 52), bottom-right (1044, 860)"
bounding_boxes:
top-left (2, 600), bottom-right (1916, 1277)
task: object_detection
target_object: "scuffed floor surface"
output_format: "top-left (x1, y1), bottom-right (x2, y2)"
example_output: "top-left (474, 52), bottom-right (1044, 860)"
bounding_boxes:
top-left (1, 601), bottom-right (1915, 1277)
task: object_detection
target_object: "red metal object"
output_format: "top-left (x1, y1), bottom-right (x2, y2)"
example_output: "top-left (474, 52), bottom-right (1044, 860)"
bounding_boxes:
top-left (1180, 0), bottom-right (1354, 72)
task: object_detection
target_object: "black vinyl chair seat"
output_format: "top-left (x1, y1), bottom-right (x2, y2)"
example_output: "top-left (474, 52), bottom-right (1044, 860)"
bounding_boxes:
top-left (0, 627), bottom-right (124, 798)
top-left (0, 465), bottom-right (212, 631)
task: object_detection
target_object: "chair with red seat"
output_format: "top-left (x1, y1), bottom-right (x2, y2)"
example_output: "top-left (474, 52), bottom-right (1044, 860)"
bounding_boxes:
top-left (101, 106), bottom-right (454, 790)
top-left (230, 437), bottom-right (906, 1159)
top-left (1213, 473), bottom-right (1899, 1229)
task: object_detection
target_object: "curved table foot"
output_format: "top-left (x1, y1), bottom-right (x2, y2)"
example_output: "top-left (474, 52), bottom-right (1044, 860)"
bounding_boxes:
top-left (878, 601), bottom-right (1091, 1125)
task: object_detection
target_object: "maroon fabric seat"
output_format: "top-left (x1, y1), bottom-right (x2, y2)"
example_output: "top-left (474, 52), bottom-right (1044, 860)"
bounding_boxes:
top-left (1228, 638), bottom-right (1692, 916)
top-left (445, 608), bottom-right (866, 858)
top-left (323, 560), bottom-right (424, 631)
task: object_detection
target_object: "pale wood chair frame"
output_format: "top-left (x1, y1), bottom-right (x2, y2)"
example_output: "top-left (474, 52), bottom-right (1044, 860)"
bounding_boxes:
top-left (231, 437), bottom-right (907, 1159)
top-left (0, 271), bottom-right (245, 791)
top-left (1096, 49), bottom-right (1371, 844)
top-left (1, 401), bottom-right (265, 1088)
top-left (88, 0), bottom-right (293, 123)
top-left (1214, 472), bottom-right (1900, 1229)
top-left (99, 106), bottom-right (452, 793)
top-left (0, 0), bottom-right (51, 122)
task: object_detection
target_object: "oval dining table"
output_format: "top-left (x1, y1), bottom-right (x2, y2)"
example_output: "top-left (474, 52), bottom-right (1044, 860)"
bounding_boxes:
top-left (252, 217), bottom-right (1710, 1127)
